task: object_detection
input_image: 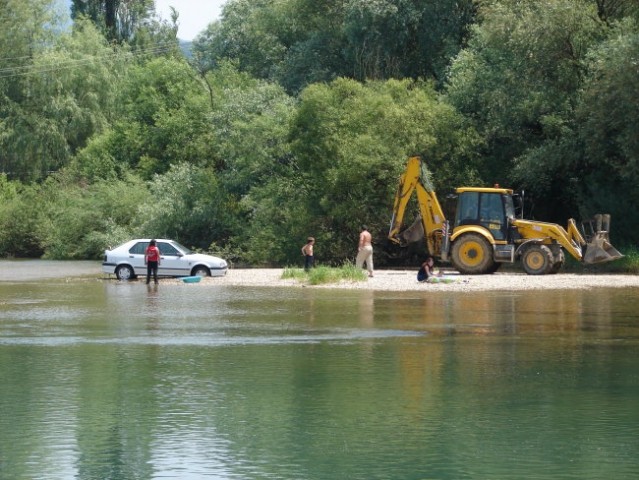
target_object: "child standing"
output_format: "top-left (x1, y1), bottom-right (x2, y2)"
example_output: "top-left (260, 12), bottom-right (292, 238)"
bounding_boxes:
top-left (301, 237), bottom-right (315, 271)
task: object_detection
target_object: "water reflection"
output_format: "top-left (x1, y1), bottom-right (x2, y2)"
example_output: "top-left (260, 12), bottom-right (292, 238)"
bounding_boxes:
top-left (1, 279), bottom-right (638, 479)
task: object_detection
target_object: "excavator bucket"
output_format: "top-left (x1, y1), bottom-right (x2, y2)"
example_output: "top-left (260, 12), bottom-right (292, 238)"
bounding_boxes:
top-left (398, 215), bottom-right (425, 245)
top-left (582, 214), bottom-right (624, 264)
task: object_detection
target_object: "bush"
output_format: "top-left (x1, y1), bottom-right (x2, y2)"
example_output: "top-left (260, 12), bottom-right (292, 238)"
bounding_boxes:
top-left (282, 263), bottom-right (367, 285)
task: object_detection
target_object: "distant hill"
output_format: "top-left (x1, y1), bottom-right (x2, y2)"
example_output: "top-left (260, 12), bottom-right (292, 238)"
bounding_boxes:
top-left (179, 39), bottom-right (193, 59)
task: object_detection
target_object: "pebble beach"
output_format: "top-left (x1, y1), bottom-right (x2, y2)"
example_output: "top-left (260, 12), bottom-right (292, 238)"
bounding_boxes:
top-left (173, 268), bottom-right (639, 292)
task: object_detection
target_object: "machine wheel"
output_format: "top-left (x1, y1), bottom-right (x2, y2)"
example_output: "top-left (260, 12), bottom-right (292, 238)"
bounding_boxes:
top-left (115, 264), bottom-right (135, 280)
top-left (451, 233), bottom-right (496, 274)
top-left (192, 266), bottom-right (210, 277)
top-left (549, 248), bottom-right (565, 274)
top-left (522, 245), bottom-right (553, 275)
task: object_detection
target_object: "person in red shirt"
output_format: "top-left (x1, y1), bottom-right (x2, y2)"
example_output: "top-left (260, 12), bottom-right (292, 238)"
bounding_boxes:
top-left (144, 239), bottom-right (161, 284)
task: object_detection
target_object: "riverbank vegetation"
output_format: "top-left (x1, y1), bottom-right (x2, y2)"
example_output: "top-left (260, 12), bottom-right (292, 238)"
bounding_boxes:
top-left (1, 1), bottom-right (638, 272)
top-left (282, 264), bottom-right (367, 285)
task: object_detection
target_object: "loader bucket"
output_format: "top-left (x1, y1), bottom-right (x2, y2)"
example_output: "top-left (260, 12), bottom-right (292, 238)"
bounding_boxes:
top-left (582, 215), bottom-right (623, 264)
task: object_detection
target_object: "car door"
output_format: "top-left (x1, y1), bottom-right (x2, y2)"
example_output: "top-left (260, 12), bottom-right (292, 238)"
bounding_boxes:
top-left (128, 241), bottom-right (149, 276)
top-left (156, 241), bottom-right (190, 277)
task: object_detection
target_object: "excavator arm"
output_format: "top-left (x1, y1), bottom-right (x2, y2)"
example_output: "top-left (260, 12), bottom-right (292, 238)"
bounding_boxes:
top-left (388, 156), bottom-right (447, 255)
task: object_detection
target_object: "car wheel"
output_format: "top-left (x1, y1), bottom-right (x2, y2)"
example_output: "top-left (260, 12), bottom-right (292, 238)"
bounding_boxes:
top-left (192, 266), bottom-right (210, 277)
top-left (115, 264), bottom-right (135, 280)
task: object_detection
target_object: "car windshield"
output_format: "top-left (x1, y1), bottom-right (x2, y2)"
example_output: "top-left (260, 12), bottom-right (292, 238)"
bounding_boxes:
top-left (171, 241), bottom-right (192, 255)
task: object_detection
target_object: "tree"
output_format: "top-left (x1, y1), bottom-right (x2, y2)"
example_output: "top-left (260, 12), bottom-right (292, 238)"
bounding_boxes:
top-left (37, 170), bottom-right (148, 258)
top-left (445, 0), bottom-right (606, 217)
top-left (134, 163), bottom-right (230, 250)
top-left (71, 0), bottom-right (155, 43)
top-left (286, 78), bottom-right (480, 264)
top-left (343, 0), bottom-right (476, 83)
top-left (0, 18), bottom-right (127, 180)
top-left (571, 20), bottom-right (639, 240)
top-left (193, 0), bottom-right (476, 93)
top-left (102, 56), bottom-right (213, 177)
top-left (0, 176), bottom-right (44, 257)
top-left (192, 0), bottom-right (289, 81)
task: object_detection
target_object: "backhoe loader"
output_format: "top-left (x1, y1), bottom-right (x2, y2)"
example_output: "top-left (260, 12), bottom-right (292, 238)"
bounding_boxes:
top-left (388, 156), bottom-right (623, 275)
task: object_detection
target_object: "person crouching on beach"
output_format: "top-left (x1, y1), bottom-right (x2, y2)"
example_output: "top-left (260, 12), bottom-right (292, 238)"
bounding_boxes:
top-left (417, 256), bottom-right (440, 282)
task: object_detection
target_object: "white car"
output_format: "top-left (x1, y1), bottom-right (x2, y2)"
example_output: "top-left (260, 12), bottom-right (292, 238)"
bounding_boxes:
top-left (102, 239), bottom-right (228, 280)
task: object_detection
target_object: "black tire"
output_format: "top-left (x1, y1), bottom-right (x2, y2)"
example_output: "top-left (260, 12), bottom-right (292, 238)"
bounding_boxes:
top-left (522, 244), bottom-right (553, 275)
top-left (549, 248), bottom-right (565, 274)
top-left (451, 233), bottom-right (496, 274)
top-left (486, 262), bottom-right (502, 273)
top-left (192, 266), bottom-right (210, 277)
top-left (115, 264), bottom-right (135, 280)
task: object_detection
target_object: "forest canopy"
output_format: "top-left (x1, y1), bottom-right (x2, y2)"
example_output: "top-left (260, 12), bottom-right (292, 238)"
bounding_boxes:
top-left (1, 0), bottom-right (638, 265)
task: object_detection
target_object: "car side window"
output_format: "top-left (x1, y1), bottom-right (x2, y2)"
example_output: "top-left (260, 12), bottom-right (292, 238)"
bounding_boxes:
top-left (158, 242), bottom-right (179, 256)
top-left (129, 242), bottom-right (149, 255)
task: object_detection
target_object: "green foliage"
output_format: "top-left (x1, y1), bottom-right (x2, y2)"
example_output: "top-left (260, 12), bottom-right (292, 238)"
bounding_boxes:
top-left (0, 171), bottom-right (146, 259)
top-left (101, 56), bottom-right (215, 177)
top-left (0, 177), bottom-right (44, 257)
top-left (2, 0), bottom-right (639, 267)
top-left (71, 0), bottom-right (156, 43)
top-left (446, 0), bottom-right (605, 189)
top-left (135, 163), bottom-right (234, 250)
top-left (37, 172), bottom-right (147, 259)
top-left (281, 267), bottom-right (307, 281)
top-left (566, 22), bottom-right (639, 239)
top-left (0, 17), bottom-right (127, 180)
top-left (343, 0), bottom-right (476, 83)
top-left (282, 264), bottom-right (367, 285)
top-left (608, 245), bottom-right (639, 274)
top-left (288, 77), bottom-right (480, 263)
top-left (193, 0), bottom-right (476, 93)
top-left (578, 20), bottom-right (639, 178)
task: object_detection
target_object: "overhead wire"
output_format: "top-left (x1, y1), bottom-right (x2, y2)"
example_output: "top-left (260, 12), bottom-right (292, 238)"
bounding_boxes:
top-left (0, 42), bottom-right (175, 80)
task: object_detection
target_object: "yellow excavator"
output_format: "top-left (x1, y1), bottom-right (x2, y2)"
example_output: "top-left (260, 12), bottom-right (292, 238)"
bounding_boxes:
top-left (388, 156), bottom-right (623, 274)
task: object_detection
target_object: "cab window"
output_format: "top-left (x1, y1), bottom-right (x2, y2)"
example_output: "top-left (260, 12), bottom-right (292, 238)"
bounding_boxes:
top-left (455, 192), bottom-right (479, 226)
top-left (479, 193), bottom-right (506, 240)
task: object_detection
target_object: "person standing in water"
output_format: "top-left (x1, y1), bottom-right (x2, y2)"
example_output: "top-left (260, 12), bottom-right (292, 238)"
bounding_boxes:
top-left (144, 239), bottom-right (161, 284)
top-left (356, 225), bottom-right (374, 277)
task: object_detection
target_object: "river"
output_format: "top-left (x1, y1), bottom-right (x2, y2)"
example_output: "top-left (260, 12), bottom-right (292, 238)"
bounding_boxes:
top-left (0, 261), bottom-right (638, 479)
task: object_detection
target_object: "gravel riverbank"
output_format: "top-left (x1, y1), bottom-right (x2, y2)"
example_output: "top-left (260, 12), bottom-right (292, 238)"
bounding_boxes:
top-left (3, 261), bottom-right (635, 292)
top-left (172, 268), bottom-right (639, 292)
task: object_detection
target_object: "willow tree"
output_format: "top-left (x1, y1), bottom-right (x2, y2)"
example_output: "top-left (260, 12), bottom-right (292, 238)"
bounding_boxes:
top-left (0, 0), bottom-right (70, 179)
top-left (71, 0), bottom-right (155, 43)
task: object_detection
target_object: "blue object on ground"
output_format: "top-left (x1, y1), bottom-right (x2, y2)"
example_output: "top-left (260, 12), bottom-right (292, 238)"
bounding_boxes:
top-left (181, 276), bottom-right (202, 283)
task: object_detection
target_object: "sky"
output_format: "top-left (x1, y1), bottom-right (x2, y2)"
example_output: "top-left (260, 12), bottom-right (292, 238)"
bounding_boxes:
top-left (155, 0), bottom-right (226, 40)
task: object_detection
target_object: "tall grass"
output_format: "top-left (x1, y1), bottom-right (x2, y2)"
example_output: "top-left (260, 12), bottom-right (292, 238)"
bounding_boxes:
top-left (599, 244), bottom-right (639, 273)
top-left (282, 263), bottom-right (367, 285)
top-left (560, 243), bottom-right (637, 273)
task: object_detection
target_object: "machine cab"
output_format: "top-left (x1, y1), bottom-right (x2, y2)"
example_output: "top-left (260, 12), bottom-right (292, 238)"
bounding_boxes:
top-left (453, 187), bottom-right (515, 240)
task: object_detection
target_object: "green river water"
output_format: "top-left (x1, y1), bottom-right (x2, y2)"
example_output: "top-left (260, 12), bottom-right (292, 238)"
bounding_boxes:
top-left (0, 262), bottom-right (638, 479)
